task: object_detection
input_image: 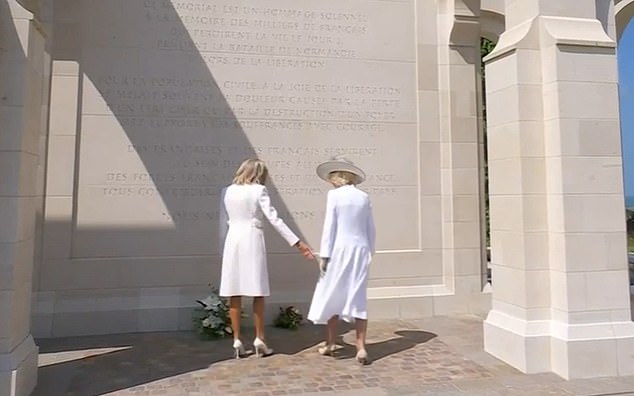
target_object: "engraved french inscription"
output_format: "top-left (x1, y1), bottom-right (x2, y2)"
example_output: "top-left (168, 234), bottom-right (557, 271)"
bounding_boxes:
top-left (74, 0), bottom-right (418, 257)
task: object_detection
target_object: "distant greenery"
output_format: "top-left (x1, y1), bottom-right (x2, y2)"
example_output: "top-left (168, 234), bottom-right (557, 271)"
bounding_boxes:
top-left (625, 209), bottom-right (634, 253)
top-left (481, 37), bottom-right (496, 56)
top-left (481, 37), bottom-right (496, 247)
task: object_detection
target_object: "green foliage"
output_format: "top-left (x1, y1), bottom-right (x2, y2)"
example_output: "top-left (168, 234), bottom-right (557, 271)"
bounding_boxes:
top-left (627, 209), bottom-right (634, 253)
top-left (481, 37), bottom-right (496, 248)
top-left (192, 288), bottom-right (233, 340)
top-left (481, 37), bottom-right (496, 57)
top-left (273, 306), bottom-right (303, 330)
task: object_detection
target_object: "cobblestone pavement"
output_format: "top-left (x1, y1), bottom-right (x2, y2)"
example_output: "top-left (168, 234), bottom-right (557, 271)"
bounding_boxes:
top-left (34, 316), bottom-right (634, 396)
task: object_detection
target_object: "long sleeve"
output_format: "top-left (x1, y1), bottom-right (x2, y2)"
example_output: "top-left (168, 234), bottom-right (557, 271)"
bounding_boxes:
top-left (366, 200), bottom-right (376, 255)
top-left (218, 187), bottom-right (229, 252)
top-left (319, 190), bottom-right (337, 259)
top-left (257, 186), bottom-right (300, 246)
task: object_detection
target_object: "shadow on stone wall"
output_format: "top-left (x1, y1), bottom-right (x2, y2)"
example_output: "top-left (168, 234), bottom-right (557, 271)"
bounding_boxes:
top-left (35, 0), bottom-right (316, 336)
top-left (58, 0), bottom-right (307, 256)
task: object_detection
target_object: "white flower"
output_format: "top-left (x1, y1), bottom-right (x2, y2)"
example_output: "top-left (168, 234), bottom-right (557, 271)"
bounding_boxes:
top-left (202, 318), bottom-right (211, 328)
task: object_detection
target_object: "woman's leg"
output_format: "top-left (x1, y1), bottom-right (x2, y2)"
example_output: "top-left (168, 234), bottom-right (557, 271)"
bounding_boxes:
top-left (326, 315), bottom-right (338, 345)
top-left (253, 296), bottom-right (266, 340)
top-left (229, 296), bottom-right (242, 340)
top-left (252, 297), bottom-right (274, 356)
top-left (318, 315), bottom-right (339, 356)
top-left (354, 318), bottom-right (367, 351)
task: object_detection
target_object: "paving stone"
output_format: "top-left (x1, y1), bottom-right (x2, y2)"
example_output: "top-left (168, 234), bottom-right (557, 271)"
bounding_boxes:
top-left (31, 316), bottom-right (634, 396)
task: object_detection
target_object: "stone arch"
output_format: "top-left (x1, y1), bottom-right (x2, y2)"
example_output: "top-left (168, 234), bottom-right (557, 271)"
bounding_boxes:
top-left (616, 0), bottom-right (634, 40)
top-left (480, 5), bottom-right (505, 42)
top-left (480, 10), bottom-right (505, 42)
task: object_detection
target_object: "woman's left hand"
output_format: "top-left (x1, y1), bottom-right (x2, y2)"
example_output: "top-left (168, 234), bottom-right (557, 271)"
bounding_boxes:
top-left (295, 241), bottom-right (315, 260)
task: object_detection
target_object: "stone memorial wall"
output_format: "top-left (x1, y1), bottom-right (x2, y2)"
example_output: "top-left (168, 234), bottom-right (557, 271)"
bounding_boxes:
top-left (33, 0), bottom-right (486, 337)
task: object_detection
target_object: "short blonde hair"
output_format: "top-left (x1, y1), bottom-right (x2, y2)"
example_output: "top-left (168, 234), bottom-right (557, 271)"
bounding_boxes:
top-left (328, 171), bottom-right (358, 187)
top-left (233, 158), bottom-right (268, 185)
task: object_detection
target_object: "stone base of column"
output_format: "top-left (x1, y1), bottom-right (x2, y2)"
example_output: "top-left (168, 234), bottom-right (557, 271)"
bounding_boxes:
top-left (0, 336), bottom-right (38, 396)
top-left (483, 310), bottom-right (552, 374)
top-left (485, 310), bottom-right (634, 379)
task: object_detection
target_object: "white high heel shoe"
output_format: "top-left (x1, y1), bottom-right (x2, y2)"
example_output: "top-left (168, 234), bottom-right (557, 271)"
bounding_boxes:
top-left (253, 337), bottom-right (273, 357)
top-left (233, 339), bottom-right (246, 359)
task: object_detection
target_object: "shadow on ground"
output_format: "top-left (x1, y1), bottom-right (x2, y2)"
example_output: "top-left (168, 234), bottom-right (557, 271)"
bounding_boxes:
top-left (336, 329), bottom-right (436, 363)
top-left (33, 323), bottom-right (436, 395)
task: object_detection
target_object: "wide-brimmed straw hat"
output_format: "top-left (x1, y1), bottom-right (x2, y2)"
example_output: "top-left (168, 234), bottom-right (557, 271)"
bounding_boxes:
top-left (316, 156), bottom-right (366, 184)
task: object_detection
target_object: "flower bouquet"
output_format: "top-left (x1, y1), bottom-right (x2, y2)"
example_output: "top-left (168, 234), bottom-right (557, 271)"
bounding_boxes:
top-left (273, 306), bottom-right (304, 330)
top-left (192, 288), bottom-right (233, 340)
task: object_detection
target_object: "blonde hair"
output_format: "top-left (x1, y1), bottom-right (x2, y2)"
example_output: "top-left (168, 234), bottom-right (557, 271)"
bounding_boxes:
top-left (233, 158), bottom-right (268, 185)
top-left (328, 171), bottom-right (358, 187)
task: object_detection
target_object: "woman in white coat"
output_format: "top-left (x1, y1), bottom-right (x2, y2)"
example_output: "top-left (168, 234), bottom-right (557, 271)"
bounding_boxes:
top-left (307, 157), bottom-right (376, 364)
top-left (219, 158), bottom-right (314, 358)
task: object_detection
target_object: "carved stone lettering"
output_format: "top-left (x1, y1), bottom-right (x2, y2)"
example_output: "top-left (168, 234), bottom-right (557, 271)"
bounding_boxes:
top-left (74, 0), bottom-right (418, 257)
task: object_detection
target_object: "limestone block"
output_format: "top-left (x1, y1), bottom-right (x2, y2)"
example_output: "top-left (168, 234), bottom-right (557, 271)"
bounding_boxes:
top-left (48, 75), bottom-right (79, 135)
top-left (44, 135), bottom-right (76, 196)
top-left (551, 337), bottom-right (618, 379)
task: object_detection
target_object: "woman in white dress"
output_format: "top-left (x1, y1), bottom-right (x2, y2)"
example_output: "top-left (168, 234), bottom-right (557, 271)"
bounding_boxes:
top-left (219, 158), bottom-right (314, 358)
top-left (307, 157), bottom-right (376, 364)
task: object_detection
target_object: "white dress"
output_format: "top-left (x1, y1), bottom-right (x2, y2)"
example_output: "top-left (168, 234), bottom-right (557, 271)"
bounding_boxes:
top-left (307, 185), bottom-right (376, 324)
top-left (219, 184), bottom-right (299, 297)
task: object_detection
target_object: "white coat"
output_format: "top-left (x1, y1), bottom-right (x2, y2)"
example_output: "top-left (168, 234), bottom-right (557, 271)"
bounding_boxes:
top-left (307, 185), bottom-right (376, 324)
top-left (218, 184), bottom-right (299, 297)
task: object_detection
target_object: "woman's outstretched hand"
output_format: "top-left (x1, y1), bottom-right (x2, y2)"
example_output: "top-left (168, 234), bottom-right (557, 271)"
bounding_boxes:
top-left (295, 241), bottom-right (315, 260)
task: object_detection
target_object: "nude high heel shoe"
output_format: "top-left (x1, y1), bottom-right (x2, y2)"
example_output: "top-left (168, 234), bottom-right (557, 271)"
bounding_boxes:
top-left (253, 337), bottom-right (273, 357)
top-left (233, 339), bottom-right (246, 359)
top-left (356, 348), bottom-right (369, 365)
top-left (318, 344), bottom-right (336, 356)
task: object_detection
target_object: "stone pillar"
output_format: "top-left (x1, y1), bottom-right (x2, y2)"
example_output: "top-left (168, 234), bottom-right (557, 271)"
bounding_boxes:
top-left (484, 0), bottom-right (634, 379)
top-left (0, 0), bottom-right (47, 394)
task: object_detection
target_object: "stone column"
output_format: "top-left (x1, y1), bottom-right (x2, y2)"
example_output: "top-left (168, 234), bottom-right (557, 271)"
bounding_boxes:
top-left (0, 0), bottom-right (47, 394)
top-left (484, 0), bottom-right (634, 379)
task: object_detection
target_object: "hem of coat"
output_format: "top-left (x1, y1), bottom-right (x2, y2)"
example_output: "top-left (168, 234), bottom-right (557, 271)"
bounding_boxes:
top-left (219, 293), bottom-right (271, 297)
